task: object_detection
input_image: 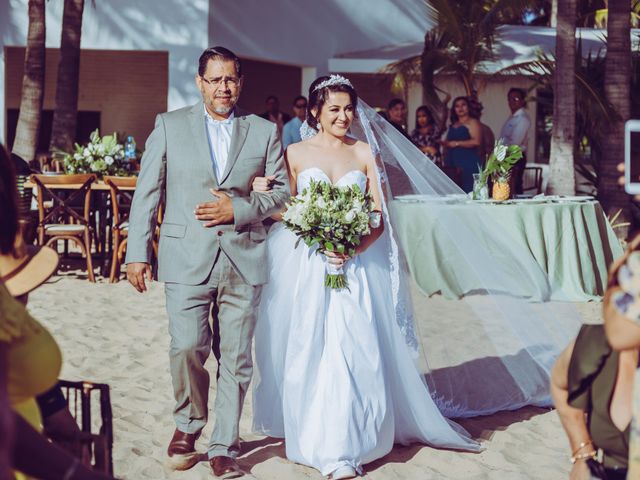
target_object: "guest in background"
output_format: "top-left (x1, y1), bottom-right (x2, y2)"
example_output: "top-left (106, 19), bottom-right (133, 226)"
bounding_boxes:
top-left (550, 236), bottom-right (640, 480)
top-left (0, 234), bottom-right (84, 458)
top-left (499, 87), bottom-right (531, 194)
top-left (467, 96), bottom-right (495, 165)
top-left (386, 98), bottom-right (411, 139)
top-left (551, 322), bottom-right (632, 480)
top-left (282, 95), bottom-right (307, 150)
top-left (259, 95), bottom-right (291, 138)
top-left (0, 144), bottom-right (116, 479)
top-left (410, 106), bottom-right (442, 165)
top-left (443, 96), bottom-right (482, 192)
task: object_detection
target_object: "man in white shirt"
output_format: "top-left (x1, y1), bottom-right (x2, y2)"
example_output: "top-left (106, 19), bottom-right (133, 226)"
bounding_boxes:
top-left (499, 87), bottom-right (531, 194)
top-left (126, 46), bottom-right (289, 479)
top-left (281, 95), bottom-right (307, 150)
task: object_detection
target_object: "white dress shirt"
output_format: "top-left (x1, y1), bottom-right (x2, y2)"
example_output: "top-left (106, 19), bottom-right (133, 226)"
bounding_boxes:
top-left (204, 107), bottom-right (234, 181)
top-left (499, 107), bottom-right (531, 152)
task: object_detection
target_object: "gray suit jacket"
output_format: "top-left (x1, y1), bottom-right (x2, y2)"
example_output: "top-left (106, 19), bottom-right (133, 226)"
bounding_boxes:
top-left (125, 102), bottom-right (290, 286)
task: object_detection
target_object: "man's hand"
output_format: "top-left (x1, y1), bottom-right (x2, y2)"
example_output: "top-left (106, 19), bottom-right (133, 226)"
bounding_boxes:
top-left (252, 175), bottom-right (275, 192)
top-left (127, 262), bottom-right (152, 293)
top-left (195, 189), bottom-right (235, 227)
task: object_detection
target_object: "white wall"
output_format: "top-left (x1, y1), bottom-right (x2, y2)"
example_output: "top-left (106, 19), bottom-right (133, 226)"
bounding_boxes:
top-left (1, 0), bottom-right (209, 144)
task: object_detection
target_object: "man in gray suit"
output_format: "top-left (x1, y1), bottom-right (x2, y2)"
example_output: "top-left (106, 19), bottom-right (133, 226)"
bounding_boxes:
top-left (125, 46), bottom-right (289, 479)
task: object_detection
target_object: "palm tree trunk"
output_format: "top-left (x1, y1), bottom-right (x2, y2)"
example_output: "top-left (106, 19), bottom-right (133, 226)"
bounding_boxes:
top-left (49, 0), bottom-right (85, 153)
top-left (548, 0), bottom-right (576, 195)
top-left (12, 0), bottom-right (46, 162)
top-left (599, 0), bottom-right (632, 237)
top-left (550, 0), bottom-right (558, 27)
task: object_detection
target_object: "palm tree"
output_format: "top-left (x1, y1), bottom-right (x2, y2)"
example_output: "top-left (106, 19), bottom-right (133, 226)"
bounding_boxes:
top-left (385, 0), bottom-right (533, 127)
top-left (547, 0), bottom-right (577, 195)
top-left (599, 0), bottom-right (632, 234)
top-left (49, 0), bottom-right (86, 154)
top-left (12, 0), bottom-right (46, 162)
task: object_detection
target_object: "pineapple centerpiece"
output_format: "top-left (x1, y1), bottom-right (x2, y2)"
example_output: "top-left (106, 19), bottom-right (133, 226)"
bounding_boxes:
top-left (480, 140), bottom-right (523, 201)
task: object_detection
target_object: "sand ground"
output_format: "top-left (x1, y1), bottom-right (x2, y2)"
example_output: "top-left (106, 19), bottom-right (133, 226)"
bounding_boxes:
top-left (28, 272), bottom-right (600, 480)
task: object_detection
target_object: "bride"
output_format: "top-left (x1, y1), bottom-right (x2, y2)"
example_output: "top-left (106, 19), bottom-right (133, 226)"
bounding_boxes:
top-left (251, 74), bottom-right (584, 479)
top-left (250, 75), bottom-right (481, 479)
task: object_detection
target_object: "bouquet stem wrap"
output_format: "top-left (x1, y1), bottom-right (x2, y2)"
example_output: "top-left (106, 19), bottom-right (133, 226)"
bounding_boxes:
top-left (324, 260), bottom-right (348, 290)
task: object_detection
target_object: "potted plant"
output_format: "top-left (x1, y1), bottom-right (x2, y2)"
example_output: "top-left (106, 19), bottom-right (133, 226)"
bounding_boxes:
top-left (61, 129), bottom-right (129, 177)
top-left (481, 140), bottom-right (523, 201)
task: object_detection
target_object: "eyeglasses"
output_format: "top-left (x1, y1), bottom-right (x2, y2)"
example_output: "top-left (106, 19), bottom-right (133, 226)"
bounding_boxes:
top-left (200, 76), bottom-right (240, 88)
top-left (294, 103), bottom-right (307, 109)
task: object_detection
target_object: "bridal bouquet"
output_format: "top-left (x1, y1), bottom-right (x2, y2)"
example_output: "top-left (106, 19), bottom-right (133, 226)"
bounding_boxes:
top-left (62, 129), bottom-right (128, 177)
top-left (282, 178), bottom-right (381, 290)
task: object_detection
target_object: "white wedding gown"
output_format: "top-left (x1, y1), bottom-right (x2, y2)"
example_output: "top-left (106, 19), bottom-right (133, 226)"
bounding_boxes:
top-left (252, 167), bottom-right (480, 476)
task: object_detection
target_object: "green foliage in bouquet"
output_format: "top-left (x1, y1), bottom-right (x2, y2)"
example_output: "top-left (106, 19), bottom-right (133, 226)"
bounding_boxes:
top-left (62, 129), bottom-right (128, 177)
top-left (282, 178), bottom-right (379, 289)
top-left (480, 139), bottom-right (523, 183)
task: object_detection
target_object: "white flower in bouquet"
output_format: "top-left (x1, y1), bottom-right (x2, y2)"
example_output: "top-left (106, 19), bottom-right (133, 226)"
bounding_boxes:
top-left (105, 155), bottom-right (114, 166)
top-left (282, 178), bottom-right (379, 290)
top-left (344, 210), bottom-right (356, 222)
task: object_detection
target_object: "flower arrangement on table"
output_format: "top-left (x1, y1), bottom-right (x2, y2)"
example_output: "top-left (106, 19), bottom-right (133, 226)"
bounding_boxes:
top-left (282, 178), bottom-right (381, 289)
top-left (479, 139), bottom-right (523, 201)
top-left (61, 129), bottom-right (129, 177)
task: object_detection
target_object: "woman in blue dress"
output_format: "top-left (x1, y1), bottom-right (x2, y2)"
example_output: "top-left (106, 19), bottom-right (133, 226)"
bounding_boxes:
top-left (443, 96), bottom-right (483, 192)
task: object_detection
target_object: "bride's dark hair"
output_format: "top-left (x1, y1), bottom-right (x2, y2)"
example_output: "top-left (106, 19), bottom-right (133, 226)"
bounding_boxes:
top-left (307, 76), bottom-right (358, 130)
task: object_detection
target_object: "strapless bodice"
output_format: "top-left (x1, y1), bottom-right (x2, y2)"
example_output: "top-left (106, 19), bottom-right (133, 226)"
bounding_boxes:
top-left (297, 167), bottom-right (367, 192)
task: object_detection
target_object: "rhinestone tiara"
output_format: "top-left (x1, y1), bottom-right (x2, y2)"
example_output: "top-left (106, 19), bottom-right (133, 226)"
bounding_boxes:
top-left (313, 74), bottom-right (353, 92)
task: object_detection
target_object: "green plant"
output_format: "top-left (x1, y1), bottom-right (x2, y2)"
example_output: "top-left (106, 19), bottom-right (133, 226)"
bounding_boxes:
top-left (481, 139), bottom-right (523, 183)
top-left (497, 36), bottom-right (638, 194)
top-left (61, 128), bottom-right (128, 177)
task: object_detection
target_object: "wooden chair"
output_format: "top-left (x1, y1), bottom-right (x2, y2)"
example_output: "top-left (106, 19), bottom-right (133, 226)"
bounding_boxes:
top-left (57, 380), bottom-right (113, 475)
top-left (104, 176), bottom-right (136, 283)
top-left (31, 173), bottom-right (97, 282)
top-left (104, 176), bottom-right (162, 282)
top-left (522, 166), bottom-right (543, 196)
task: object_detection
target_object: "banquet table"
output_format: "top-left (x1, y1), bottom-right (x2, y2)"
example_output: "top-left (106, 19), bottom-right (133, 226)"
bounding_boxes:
top-left (23, 179), bottom-right (136, 191)
top-left (390, 196), bottom-right (623, 301)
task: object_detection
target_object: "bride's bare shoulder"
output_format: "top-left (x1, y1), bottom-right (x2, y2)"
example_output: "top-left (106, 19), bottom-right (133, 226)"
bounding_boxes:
top-left (352, 140), bottom-right (375, 162)
top-left (285, 140), bottom-right (316, 170)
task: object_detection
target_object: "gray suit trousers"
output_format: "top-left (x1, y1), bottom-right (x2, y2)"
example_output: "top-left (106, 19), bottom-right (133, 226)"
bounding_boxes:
top-left (164, 251), bottom-right (260, 458)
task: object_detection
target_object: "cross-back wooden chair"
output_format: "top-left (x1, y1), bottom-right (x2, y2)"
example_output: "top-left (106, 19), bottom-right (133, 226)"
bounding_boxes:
top-left (523, 166), bottom-right (543, 196)
top-left (31, 173), bottom-right (97, 282)
top-left (104, 176), bottom-right (136, 283)
top-left (104, 176), bottom-right (162, 282)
